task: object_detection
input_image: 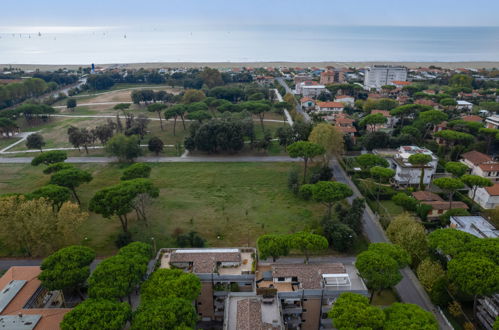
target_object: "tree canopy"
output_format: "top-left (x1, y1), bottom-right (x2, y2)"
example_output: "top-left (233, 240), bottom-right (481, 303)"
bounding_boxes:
top-left (257, 234), bottom-right (290, 262)
top-left (31, 150), bottom-right (67, 166)
top-left (60, 299), bottom-right (131, 330)
top-left (39, 245), bottom-right (95, 292)
top-left (50, 168), bottom-right (93, 205)
top-left (287, 141), bottom-right (325, 183)
top-left (328, 292), bottom-right (385, 330)
top-left (289, 231), bottom-right (328, 263)
top-left (356, 154), bottom-right (389, 170)
top-left (383, 303), bottom-right (438, 330)
top-left (131, 297), bottom-right (197, 330)
top-left (120, 163), bottom-right (152, 181)
top-left (140, 268), bottom-right (201, 303)
top-left (105, 134), bottom-right (142, 162)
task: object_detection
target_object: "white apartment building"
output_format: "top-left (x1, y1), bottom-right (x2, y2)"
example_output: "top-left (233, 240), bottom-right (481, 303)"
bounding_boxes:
top-left (364, 65), bottom-right (407, 89)
top-left (392, 146), bottom-right (438, 186)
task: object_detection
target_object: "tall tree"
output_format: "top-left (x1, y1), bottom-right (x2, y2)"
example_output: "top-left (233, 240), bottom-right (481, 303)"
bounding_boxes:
top-left (444, 161), bottom-right (469, 178)
top-left (308, 123), bottom-right (344, 164)
top-left (461, 174), bottom-right (493, 201)
top-left (39, 245), bottom-right (95, 300)
top-left (328, 292), bottom-right (385, 330)
top-left (287, 141), bottom-right (325, 183)
top-left (432, 177), bottom-right (465, 209)
top-left (418, 110), bottom-right (448, 139)
top-left (370, 166), bottom-right (395, 203)
top-left (478, 127), bottom-right (498, 154)
top-left (50, 168), bottom-right (93, 205)
top-left (356, 153), bottom-right (389, 170)
top-left (257, 234), bottom-right (290, 262)
top-left (66, 98), bottom-right (77, 111)
top-left (105, 134), bottom-right (142, 162)
top-left (30, 184), bottom-right (71, 211)
top-left (309, 181), bottom-right (353, 219)
top-left (356, 250), bottom-right (402, 302)
top-left (132, 297), bottom-right (198, 330)
top-left (31, 150), bottom-right (67, 166)
top-left (148, 136), bottom-right (164, 156)
top-left (26, 133), bottom-right (45, 151)
top-left (289, 231), bottom-right (328, 263)
top-left (60, 299), bottom-right (131, 330)
top-left (384, 303), bottom-right (438, 330)
top-left (140, 268), bottom-right (201, 302)
top-left (0, 196), bottom-right (87, 256)
top-left (386, 213), bottom-right (428, 264)
top-left (360, 113), bottom-right (387, 132)
top-left (448, 254), bottom-right (499, 317)
top-left (147, 103), bottom-right (167, 131)
top-left (408, 153), bottom-right (433, 190)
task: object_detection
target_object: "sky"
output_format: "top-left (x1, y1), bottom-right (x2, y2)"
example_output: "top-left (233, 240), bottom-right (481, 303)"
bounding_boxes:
top-left (2, 0), bottom-right (499, 28)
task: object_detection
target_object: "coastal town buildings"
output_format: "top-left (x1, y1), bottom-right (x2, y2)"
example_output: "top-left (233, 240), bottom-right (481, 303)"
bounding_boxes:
top-left (391, 146), bottom-right (438, 186)
top-left (364, 65), bottom-right (408, 89)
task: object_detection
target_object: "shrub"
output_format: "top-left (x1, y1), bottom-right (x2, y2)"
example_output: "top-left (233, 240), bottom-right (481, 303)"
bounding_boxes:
top-left (392, 193), bottom-right (418, 212)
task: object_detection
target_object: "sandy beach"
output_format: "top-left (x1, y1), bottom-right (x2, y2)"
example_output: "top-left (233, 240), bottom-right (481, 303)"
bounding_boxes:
top-left (3, 61), bottom-right (499, 71)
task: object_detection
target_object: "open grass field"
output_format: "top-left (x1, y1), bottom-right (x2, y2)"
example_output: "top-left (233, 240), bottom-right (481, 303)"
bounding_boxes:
top-left (5, 115), bottom-right (287, 156)
top-left (0, 162), bottom-right (325, 256)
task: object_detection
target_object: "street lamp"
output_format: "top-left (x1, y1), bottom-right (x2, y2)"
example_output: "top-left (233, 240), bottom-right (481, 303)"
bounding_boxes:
top-left (150, 237), bottom-right (156, 253)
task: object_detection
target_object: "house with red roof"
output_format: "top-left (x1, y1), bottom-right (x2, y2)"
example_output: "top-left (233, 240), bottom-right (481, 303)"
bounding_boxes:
top-left (314, 102), bottom-right (344, 116)
top-left (461, 115), bottom-right (483, 123)
top-left (460, 150), bottom-right (499, 182)
top-left (472, 183), bottom-right (499, 209)
top-left (412, 191), bottom-right (468, 220)
top-left (300, 97), bottom-right (316, 111)
top-left (334, 95), bottom-right (355, 107)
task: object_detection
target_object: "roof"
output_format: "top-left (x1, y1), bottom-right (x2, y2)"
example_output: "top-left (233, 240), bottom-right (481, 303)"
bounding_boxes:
top-left (335, 117), bottom-right (355, 124)
top-left (423, 201), bottom-right (468, 210)
top-left (371, 110), bottom-right (390, 117)
top-left (335, 95), bottom-right (353, 99)
top-left (272, 263), bottom-right (345, 289)
top-left (485, 183), bottom-right (499, 196)
top-left (412, 191), bottom-right (444, 202)
top-left (300, 97), bottom-right (314, 103)
top-left (0, 267), bottom-right (71, 330)
top-left (461, 151), bottom-right (492, 166)
top-left (415, 99), bottom-right (437, 106)
top-left (478, 162), bottom-right (499, 172)
top-left (170, 250), bottom-right (241, 273)
top-left (391, 81), bottom-right (411, 85)
top-left (316, 102), bottom-right (344, 108)
top-left (337, 126), bottom-right (357, 133)
top-left (461, 115), bottom-right (483, 123)
top-left (457, 100), bottom-right (473, 105)
top-left (450, 216), bottom-right (499, 238)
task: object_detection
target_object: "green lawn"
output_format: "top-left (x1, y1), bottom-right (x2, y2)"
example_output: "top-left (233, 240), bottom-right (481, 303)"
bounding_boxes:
top-left (0, 162), bottom-right (324, 256)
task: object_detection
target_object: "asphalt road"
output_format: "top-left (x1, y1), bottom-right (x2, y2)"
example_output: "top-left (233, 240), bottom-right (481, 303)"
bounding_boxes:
top-left (330, 157), bottom-right (451, 329)
top-left (0, 155), bottom-right (300, 164)
top-left (275, 77), bottom-right (311, 122)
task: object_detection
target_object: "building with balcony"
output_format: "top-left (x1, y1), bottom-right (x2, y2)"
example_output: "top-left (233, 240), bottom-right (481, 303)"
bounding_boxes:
top-left (460, 151), bottom-right (499, 182)
top-left (391, 146), bottom-right (438, 186)
top-left (364, 65), bottom-right (407, 89)
top-left (449, 216), bottom-right (499, 238)
top-left (159, 248), bottom-right (256, 324)
top-left (485, 115), bottom-right (499, 129)
top-left (256, 263), bottom-right (368, 330)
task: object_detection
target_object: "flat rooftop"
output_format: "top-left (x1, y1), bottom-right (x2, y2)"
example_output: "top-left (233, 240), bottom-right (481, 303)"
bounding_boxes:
top-left (450, 216), bottom-right (499, 238)
top-left (258, 263), bottom-right (367, 291)
top-left (160, 248), bottom-right (254, 274)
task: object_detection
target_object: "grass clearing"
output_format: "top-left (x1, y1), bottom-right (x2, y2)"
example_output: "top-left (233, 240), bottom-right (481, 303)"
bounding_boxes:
top-left (0, 162), bottom-right (324, 256)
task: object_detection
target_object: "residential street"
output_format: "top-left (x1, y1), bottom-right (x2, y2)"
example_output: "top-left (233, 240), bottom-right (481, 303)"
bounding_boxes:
top-left (330, 157), bottom-right (451, 329)
top-left (275, 77), bottom-right (311, 122)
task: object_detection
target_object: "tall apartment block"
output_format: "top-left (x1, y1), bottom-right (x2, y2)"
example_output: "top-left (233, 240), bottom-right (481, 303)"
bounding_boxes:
top-left (364, 65), bottom-right (407, 89)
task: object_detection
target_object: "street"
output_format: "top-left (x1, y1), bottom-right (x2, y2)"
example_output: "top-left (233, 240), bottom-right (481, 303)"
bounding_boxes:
top-left (275, 77), bottom-right (311, 122)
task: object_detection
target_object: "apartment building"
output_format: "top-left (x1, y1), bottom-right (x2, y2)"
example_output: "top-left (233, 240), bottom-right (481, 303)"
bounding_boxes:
top-left (256, 263), bottom-right (368, 330)
top-left (392, 146), bottom-right (438, 186)
top-left (159, 248), bottom-right (256, 323)
top-left (364, 65), bottom-right (407, 89)
top-left (157, 248), bottom-right (368, 329)
top-left (319, 70), bottom-right (345, 85)
top-left (485, 115), bottom-right (499, 129)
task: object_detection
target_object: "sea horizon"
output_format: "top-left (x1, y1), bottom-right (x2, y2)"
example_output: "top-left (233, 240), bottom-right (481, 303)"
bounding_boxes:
top-left (1, 24), bottom-right (499, 65)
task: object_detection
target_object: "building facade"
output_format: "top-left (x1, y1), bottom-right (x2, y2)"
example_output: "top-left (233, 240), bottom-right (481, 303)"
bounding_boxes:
top-left (392, 146), bottom-right (438, 186)
top-left (364, 65), bottom-right (407, 89)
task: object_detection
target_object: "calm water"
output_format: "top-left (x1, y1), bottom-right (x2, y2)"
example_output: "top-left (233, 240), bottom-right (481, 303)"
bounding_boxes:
top-left (1, 24), bottom-right (498, 64)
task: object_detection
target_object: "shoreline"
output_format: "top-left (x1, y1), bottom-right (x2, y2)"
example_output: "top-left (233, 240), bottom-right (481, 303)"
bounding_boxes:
top-left (2, 61), bottom-right (499, 71)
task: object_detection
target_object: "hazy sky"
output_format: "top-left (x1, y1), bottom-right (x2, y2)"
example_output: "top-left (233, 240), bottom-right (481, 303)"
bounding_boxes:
top-left (3, 0), bottom-right (499, 27)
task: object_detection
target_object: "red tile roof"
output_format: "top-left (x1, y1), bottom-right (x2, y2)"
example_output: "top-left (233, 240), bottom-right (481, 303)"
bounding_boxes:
top-left (335, 95), bottom-right (353, 99)
top-left (412, 191), bottom-right (444, 202)
top-left (478, 162), bottom-right (499, 172)
top-left (423, 201), bottom-right (468, 210)
top-left (485, 183), bottom-right (499, 196)
top-left (392, 81), bottom-right (411, 85)
top-left (461, 151), bottom-right (493, 165)
top-left (337, 126), bottom-right (357, 133)
top-left (461, 115), bottom-right (483, 123)
top-left (300, 97), bottom-right (314, 103)
top-left (317, 102), bottom-right (344, 108)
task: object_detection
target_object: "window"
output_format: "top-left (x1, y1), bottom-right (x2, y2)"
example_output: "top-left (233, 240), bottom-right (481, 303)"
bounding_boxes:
top-left (292, 277), bottom-right (298, 282)
top-left (198, 302), bottom-right (202, 305)
top-left (278, 277), bottom-right (285, 282)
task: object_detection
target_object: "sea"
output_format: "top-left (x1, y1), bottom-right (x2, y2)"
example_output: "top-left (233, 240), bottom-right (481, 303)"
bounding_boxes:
top-left (0, 24), bottom-right (498, 64)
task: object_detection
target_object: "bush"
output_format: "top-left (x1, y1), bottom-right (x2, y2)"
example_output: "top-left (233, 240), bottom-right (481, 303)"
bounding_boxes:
top-left (392, 192), bottom-right (418, 212)
top-left (288, 168), bottom-right (300, 194)
top-left (308, 166), bottom-right (333, 184)
top-left (299, 184), bottom-right (314, 200)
